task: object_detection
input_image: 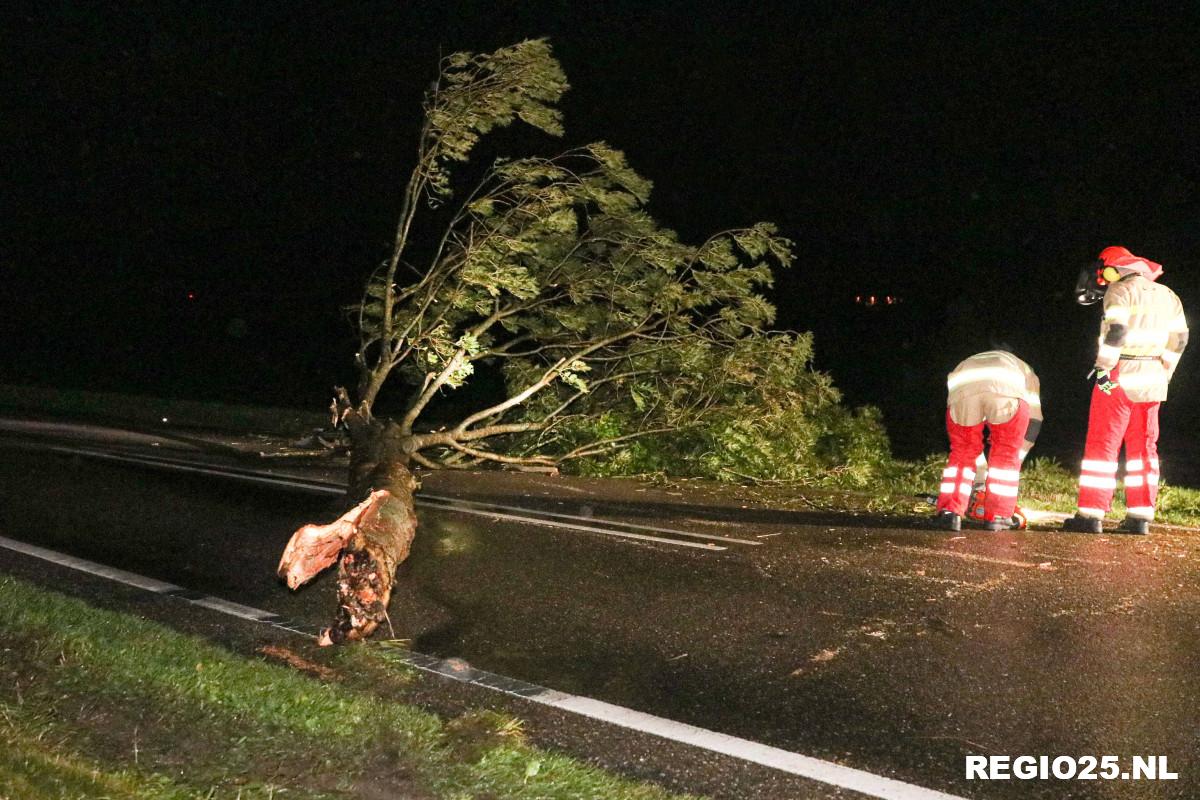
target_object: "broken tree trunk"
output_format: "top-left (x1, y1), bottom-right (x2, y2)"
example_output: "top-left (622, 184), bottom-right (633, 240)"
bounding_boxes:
top-left (278, 388), bottom-right (418, 645)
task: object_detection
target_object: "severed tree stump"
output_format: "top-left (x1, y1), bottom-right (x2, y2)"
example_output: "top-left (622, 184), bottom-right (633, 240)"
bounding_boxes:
top-left (278, 389), bottom-right (419, 645)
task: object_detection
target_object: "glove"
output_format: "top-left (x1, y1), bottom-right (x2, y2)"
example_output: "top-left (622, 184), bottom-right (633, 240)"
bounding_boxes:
top-left (1090, 368), bottom-right (1118, 395)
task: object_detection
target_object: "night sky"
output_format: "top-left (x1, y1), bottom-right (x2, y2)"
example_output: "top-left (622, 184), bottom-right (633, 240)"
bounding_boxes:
top-left (5, 2), bottom-right (1198, 470)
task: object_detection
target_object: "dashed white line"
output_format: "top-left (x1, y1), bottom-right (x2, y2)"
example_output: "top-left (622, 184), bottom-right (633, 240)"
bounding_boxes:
top-left (0, 533), bottom-right (968, 800)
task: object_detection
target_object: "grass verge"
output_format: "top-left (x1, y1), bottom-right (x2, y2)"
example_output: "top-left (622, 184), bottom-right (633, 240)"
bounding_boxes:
top-left (868, 455), bottom-right (1200, 528)
top-left (0, 575), bottom-right (699, 800)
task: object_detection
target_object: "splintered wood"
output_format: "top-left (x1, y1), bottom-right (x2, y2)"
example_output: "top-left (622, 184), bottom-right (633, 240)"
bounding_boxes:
top-left (278, 464), bottom-right (418, 645)
top-left (277, 490), bottom-right (390, 590)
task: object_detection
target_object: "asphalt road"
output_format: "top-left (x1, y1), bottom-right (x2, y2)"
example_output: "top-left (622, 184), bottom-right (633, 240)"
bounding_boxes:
top-left (0, 425), bottom-right (1197, 800)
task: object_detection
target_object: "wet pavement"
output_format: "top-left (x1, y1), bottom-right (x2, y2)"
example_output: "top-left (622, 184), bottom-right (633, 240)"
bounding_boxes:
top-left (0, 425), bottom-right (1197, 799)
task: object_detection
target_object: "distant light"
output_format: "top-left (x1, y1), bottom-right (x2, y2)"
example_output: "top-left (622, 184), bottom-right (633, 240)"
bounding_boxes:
top-left (853, 294), bottom-right (903, 307)
top-left (186, 291), bottom-right (196, 301)
top-left (162, 417), bottom-right (169, 423)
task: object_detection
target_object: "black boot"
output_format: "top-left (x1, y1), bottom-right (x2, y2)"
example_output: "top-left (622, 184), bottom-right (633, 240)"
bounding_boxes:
top-left (935, 511), bottom-right (961, 532)
top-left (1061, 514), bottom-right (1102, 534)
top-left (1116, 517), bottom-right (1150, 535)
top-left (983, 516), bottom-right (1014, 532)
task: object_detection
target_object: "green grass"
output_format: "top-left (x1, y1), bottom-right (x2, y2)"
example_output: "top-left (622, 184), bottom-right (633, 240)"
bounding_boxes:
top-left (0, 721), bottom-right (196, 800)
top-left (869, 454), bottom-right (1200, 528)
top-left (0, 575), bottom-right (700, 800)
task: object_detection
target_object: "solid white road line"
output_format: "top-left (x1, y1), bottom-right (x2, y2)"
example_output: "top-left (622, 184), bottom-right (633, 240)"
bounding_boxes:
top-left (34, 444), bottom-right (727, 551)
top-left (534, 692), bottom-right (968, 800)
top-left (71, 444), bottom-right (756, 546)
top-left (42, 445), bottom-right (348, 495)
top-left (420, 491), bottom-right (762, 546)
top-left (2, 416), bottom-right (761, 547)
top-left (419, 496), bottom-right (726, 550)
top-left (0, 533), bottom-right (968, 800)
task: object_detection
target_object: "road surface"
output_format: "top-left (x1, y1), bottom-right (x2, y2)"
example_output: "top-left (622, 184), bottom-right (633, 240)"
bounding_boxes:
top-left (0, 420), bottom-right (1196, 800)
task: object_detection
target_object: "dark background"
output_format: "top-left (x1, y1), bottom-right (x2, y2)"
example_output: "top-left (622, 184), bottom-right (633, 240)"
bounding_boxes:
top-left (4, 2), bottom-right (1198, 473)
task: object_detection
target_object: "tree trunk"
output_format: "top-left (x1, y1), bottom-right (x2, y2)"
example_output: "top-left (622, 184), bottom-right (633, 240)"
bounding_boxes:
top-left (277, 390), bottom-right (419, 645)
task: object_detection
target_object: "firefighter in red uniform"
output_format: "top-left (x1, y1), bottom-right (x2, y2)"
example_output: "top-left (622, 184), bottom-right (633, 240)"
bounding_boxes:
top-left (935, 349), bottom-right (1042, 531)
top-left (1062, 246), bottom-right (1189, 534)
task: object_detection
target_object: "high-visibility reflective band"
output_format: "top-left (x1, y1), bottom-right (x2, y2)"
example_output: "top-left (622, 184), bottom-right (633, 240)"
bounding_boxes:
top-left (962, 469), bottom-right (976, 480)
top-left (1104, 307), bottom-right (1131, 324)
top-left (986, 483), bottom-right (1019, 497)
top-left (1123, 329), bottom-right (1170, 346)
top-left (939, 482), bottom-right (956, 494)
top-left (1148, 473), bottom-right (1159, 485)
top-left (1126, 506), bottom-right (1155, 520)
top-left (1078, 507), bottom-right (1106, 519)
top-left (988, 467), bottom-right (1021, 481)
top-left (1124, 475), bottom-right (1145, 487)
top-left (1082, 460), bottom-right (1119, 473)
top-left (942, 467), bottom-right (958, 478)
top-left (1079, 475), bottom-right (1117, 489)
top-left (1126, 459), bottom-right (1144, 471)
top-left (959, 484), bottom-right (972, 495)
top-left (1151, 458), bottom-right (1160, 469)
top-left (1116, 372), bottom-right (1169, 389)
top-left (947, 367), bottom-right (1023, 391)
top-left (1120, 345), bottom-right (1164, 356)
top-left (1162, 350), bottom-right (1181, 364)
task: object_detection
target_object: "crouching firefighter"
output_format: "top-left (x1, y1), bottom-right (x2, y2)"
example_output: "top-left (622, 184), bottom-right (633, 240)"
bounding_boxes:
top-left (935, 350), bottom-right (1042, 531)
top-left (1062, 246), bottom-right (1189, 534)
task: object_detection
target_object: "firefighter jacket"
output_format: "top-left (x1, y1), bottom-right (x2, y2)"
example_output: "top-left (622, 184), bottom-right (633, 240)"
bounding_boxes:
top-left (1095, 275), bottom-right (1189, 402)
top-left (946, 350), bottom-right (1042, 456)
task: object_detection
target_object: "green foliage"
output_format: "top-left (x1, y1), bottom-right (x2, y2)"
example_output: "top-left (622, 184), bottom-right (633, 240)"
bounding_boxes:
top-left (548, 334), bottom-right (895, 488)
top-left (424, 39), bottom-right (568, 200)
top-left (349, 38), bottom-right (903, 487)
top-left (1159, 483), bottom-right (1200, 519)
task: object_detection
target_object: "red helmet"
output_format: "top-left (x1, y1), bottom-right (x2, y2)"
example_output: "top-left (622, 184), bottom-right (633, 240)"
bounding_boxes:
top-left (1097, 245), bottom-right (1163, 281)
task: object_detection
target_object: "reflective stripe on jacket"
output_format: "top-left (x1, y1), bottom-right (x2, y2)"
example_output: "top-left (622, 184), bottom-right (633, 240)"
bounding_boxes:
top-left (946, 350), bottom-right (1042, 453)
top-left (1097, 276), bottom-right (1189, 402)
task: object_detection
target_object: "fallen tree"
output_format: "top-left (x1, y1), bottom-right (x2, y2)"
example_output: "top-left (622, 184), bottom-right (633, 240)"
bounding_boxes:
top-left (279, 39), bottom-right (831, 643)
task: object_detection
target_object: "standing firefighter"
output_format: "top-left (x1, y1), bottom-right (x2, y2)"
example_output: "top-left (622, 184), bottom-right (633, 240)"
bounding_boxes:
top-left (1063, 246), bottom-right (1189, 534)
top-left (935, 350), bottom-right (1042, 531)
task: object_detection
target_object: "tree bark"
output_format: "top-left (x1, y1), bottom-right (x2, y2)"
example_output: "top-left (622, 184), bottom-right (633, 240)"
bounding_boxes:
top-left (278, 388), bottom-right (419, 645)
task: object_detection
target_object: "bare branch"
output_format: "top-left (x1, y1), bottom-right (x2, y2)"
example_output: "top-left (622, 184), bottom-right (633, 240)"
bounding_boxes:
top-left (558, 426), bottom-right (682, 461)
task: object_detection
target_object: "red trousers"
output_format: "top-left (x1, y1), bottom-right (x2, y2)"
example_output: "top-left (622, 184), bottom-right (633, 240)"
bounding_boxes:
top-left (1076, 375), bottom-right (1161, 520)
top-left (936, 400), bottom-right (1031, 520)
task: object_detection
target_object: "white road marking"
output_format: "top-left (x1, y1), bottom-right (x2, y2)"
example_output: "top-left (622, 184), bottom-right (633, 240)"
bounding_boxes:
top-left (42, 445), bottom-right (347, 495)
top-left (534, 692), bottom-right (967, 800)
top-left (0, 533), bottom-right (968, 800)
top-left (0, 535), bottom-right (179, 593)
top-left (32, 443), bottom-right (727, 551)
top-left (419, 491), bottom-right (762, 546)
top-left (418, 496), bottom-right (726, 550)
top-left (3, 416), bottom-right (761, 547)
